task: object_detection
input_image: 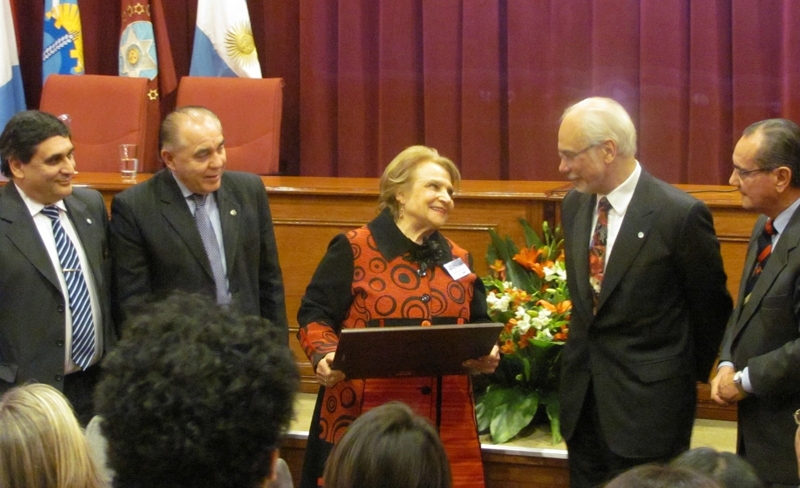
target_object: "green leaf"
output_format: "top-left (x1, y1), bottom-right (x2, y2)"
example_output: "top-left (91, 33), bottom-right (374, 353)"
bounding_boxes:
top-left (544, 398), bottom-right (562, 444)
top-left (489, 389), bottom-right (539, 443)
top-left (489, 229), bottom-right (512, 262)
top-left (519, 218), bottom-right (544, 249)
top-left (475, 386), bottom-right (509, 432)
top-left (505, 259), bottom-right (534, 291)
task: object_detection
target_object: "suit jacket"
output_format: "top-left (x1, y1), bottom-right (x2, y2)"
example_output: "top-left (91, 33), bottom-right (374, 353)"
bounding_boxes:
top-left (559, 170), bottom-right (732, 458)
top-left (719, 211), bottom-right (800, 485)
top-left (110, 169), bottom-right (287, 336)
top-left (0, 182), bottom-right (114, 393)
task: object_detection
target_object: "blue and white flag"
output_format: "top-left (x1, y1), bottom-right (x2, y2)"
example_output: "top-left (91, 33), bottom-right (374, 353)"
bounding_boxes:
top-left (42, 0), bottom-right (84, 82)
top-left (189, 0), bottom-right (261, 78)
top-left (0, 0), bottom-right (26, 130)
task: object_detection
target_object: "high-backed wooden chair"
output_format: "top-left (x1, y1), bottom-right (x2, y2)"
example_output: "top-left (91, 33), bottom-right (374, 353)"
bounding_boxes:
top-left (175, 76), bottom-right (283, 175)
top-left (39, 75), bottom-right (157, 173)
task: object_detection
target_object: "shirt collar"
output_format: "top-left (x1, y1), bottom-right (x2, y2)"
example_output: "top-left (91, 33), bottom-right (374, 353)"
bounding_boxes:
top-left (598, 161), bottom-right (641, 215)
top-left (772, 195), bottom-right (800, 234)
top-left (15, 183), bottom-right (67, 217)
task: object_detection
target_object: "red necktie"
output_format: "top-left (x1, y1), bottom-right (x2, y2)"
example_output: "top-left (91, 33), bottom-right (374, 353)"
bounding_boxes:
top-left (744, 218), bottom-right (777, 301)
top-left (590, 197), bottom-right (612, 311)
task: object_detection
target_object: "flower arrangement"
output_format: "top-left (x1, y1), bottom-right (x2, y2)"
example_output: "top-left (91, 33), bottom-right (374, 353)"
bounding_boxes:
top-left (475, 218), bottom-right (570, 444)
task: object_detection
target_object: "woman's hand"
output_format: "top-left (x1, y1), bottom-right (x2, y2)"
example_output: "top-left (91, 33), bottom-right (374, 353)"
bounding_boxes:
top-left (463, 344), bottom-right (500, 374)
top-left (316, 352), bottom-right (346, 388)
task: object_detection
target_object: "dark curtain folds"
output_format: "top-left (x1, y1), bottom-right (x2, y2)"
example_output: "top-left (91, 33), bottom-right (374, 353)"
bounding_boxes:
top-left (11, 1), bottom-right (800, 182)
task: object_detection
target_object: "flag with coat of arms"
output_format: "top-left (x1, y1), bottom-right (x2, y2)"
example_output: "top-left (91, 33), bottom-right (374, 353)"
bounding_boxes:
top-left (42, 0), bottom-right (84, 82)
top-left (119, 0), bottom-right (176, 172)
top-left (1, 0), bottom-right (26, 130)
top-left (189, 0), bottom-right (261, 78)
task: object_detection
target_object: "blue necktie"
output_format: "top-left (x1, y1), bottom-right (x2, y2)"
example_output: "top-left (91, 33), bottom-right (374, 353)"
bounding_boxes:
top-left (41, 205), bottom-right (95, 370)
top-left (192, 194), bottom-right (231, 305)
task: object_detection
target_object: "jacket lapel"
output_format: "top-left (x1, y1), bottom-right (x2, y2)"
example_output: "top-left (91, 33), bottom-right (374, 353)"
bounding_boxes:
top-left (216, 177), bottom-right (240, 270)
top-left (733, 212), bottom-right (800, 337)
top-left (155, 171), bottom-right (215, 280)
top-left (570, 193), bottom-right (595, 318)
top-left (595, 172), bottom-right (655, 312)
top-left (0, 183), bottom-right (61, 291)
top-left (64, 194), bottom-right (104, 293)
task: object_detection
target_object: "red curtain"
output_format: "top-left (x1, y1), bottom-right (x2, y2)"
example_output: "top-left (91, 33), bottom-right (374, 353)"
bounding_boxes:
top-left (11, 1), bottom-right (800, 183)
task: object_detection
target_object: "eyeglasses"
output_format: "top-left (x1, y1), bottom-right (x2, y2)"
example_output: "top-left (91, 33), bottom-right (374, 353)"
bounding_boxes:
top-left (559, 143), bottom-right (599, 162)
top-left (733, 165), bottom-right (777, 178)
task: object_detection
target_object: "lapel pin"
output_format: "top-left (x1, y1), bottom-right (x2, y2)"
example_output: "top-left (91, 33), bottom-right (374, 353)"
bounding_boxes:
top-left (637, 232), bottom-right (644, 238)
top-left (230, 210), bottom-right (237, 216)
top-left (87, 218), bottom-right (92, 225)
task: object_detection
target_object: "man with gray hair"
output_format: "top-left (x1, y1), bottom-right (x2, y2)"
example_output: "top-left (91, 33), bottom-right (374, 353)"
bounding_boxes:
top-left (110, 106), bottom-right (287, 339)
top-left (557, 97), bottom-right (732, 487)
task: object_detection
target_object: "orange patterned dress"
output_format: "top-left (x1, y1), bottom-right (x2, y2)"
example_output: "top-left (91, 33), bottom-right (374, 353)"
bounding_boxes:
top-left (296, 209), bottom-right (490, 488)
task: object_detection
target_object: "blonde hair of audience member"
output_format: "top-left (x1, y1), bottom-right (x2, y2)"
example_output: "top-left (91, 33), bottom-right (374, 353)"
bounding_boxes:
top-left (0, 383), bottom-right (104, 488)
top-left (605, 464), bottom-right (722, 488)
top-left (378, 145), bottom-right (461, 218)
top-left (324, 402), bottom-right (452, 488)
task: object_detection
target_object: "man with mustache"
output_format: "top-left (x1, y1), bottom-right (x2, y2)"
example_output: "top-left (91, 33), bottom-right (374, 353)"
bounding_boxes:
top-left (0, 110), bottom-right (114, 424)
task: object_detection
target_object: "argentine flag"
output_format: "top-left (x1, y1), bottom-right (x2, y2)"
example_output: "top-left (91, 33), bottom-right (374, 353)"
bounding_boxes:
top-left (1, 0), bottom-right (26, 130)
top-left (189, 0), bottom-right (261, 78)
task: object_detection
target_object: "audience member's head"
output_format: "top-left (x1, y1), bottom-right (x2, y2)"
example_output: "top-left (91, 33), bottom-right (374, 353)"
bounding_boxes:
top-left (0, 383), bottom-right (104, 488)
top-left (323, 401), bottom-right (452, 488)
top-left (671, 447), bottom-right (763, 488)
top-left (605, 464), bottom-right (722, 488)
top-left (95, 292), bottom-right (298, 488)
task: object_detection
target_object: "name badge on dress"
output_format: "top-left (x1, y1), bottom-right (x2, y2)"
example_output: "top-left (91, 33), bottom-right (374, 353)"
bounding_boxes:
top-left (443, 257), bottom-right (471, 280)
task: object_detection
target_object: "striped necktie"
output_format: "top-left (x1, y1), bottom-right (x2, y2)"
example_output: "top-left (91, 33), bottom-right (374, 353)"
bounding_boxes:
top-left (744, 218), bottom-right (777, 302)
top-left (192, 194), bottom-right (231, 305)
top-left (41, 205), bottom-right (95, 370)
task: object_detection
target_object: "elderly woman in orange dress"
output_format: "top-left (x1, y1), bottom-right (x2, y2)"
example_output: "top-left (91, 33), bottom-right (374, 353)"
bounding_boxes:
top-left (297, 145), bottom-right (500, 488)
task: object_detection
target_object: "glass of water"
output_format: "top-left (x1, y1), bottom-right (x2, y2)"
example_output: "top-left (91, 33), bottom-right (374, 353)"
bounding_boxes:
top-left (119, 143), bottom-right (139, 180)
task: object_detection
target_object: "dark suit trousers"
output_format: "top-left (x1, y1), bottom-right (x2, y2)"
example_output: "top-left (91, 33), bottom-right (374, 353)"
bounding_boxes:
top-left (566, 382), bottom-right (687, 488)
top-left (63, 364), bottom-right (101, 426)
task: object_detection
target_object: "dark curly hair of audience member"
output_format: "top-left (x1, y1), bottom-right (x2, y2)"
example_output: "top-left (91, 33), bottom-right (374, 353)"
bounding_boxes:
top-left (671, 447), bottom-right (764, 488)
top-left (94, 292), bottom-right (298, 488)
top-left (323, 401), bottom-right (452, 488)
top-left (605, 464), bottom-right (722, 488)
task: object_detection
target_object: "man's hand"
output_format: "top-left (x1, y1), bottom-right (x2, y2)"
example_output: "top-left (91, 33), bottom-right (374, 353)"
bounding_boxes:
top-left (711, 365), bottom-right (746, 405)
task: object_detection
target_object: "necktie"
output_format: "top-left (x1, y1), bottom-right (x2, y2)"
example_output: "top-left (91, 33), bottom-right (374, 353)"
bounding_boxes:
top-left (744, 218), bottom-right (777, 301)
top-left (589, 197), bottom-right (612, 311)
top-left (192, 194), bottom-right (231, 305)
top-left (41, 206), bottom-right (95, 370)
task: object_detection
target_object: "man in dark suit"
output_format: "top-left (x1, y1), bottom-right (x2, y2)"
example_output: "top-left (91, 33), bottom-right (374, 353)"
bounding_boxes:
top-left (0, 110), bottom-right (114, 423)
top-left (557, 97), bottom-right (732, 488)
top-left (711, 118), bottom-right (800, 487)
top-left (110, 106), bottom-right (287, 337)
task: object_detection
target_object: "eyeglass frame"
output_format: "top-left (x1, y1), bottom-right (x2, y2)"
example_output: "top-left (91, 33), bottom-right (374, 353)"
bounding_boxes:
top-left (559, 143), bottom-right (600, 162)
top-left (732, 164), bottom-right (780, 178)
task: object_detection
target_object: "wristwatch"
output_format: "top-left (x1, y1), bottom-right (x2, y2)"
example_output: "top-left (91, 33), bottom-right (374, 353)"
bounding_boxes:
top-left (732, 370), bottom-right (747, 396)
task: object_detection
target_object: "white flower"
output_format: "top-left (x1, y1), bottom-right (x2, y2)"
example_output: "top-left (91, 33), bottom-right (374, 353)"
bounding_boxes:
top-left (515, 307), bottom-right (533, 333)
top-left (487, 291), bottom-right (511, 313)
top-left (544, 262), bottom-right (567, 282)
top-left (530, 309), bottom-right (552, 330)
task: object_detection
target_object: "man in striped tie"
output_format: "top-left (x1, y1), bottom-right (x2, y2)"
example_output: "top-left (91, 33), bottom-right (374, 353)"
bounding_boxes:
top-left (0, 110), bottom-right (113, 424)
top-left (712, 118), bottom-right (800, 487)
